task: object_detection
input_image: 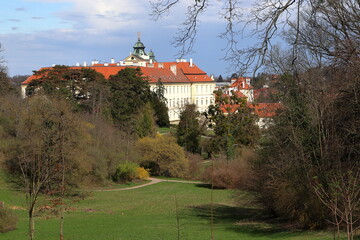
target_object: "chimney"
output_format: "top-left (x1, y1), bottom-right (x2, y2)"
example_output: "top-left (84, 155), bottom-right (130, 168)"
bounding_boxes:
top-left (76, 62), bottom-right (80, 67)
top-left (190, 58), bottom-right (193, 67)
top-left (83, 61), bottom-right (87, 67)
top-left (150, 59), bottom-right (153, 64)
top-left (111, 58), bottom-right (115, 64)
top-left (170, 65), bottom-right (177, 75)
top-left (158, 63), bottom-right (164, 68)
top-left (104, 62), bottom-right (109, 66)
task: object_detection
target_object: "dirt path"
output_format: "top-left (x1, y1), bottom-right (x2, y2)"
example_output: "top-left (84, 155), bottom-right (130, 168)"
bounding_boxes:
top-left (94, 178), bottom-right (203, 192)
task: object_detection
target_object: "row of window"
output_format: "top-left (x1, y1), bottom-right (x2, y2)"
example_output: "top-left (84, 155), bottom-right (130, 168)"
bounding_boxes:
top-left (167, 97), bottom-right (214, 108)
top-left (161, 84), bottom-right (214, 95)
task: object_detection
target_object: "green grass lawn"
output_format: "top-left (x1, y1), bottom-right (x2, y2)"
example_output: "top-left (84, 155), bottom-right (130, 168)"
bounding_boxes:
top-left (0, 178), bottom-right (335, 240)
top-left (157, 127), bottom-right (176, 134)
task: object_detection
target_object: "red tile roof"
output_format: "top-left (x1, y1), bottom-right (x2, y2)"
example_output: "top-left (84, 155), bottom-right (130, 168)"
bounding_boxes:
top-left (230, 77), bottom-right (253, 90)
top-left (22, 62), bottom-right (213, 85)
top-left (219, 102), bottom-right (281, 118)
top-left (247, 103), bottom-right (282, 118)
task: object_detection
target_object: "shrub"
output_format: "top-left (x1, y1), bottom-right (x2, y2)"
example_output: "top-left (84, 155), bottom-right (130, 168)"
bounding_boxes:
top-left (136, 167), bottom-right (150, 180)
top-left (0, 205), bottom-right (18, 233)
top-left (137, 135), bottom-right (189, 178)
top-left (112, 162), bottom-right (138, 183)
top-left (186, 153), bottom-right (205, 180)
top-left (202, 148), bottom-right (254, 189)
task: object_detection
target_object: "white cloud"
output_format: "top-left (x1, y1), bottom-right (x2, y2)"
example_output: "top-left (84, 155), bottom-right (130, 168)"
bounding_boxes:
top-left (26, 0), bottom-right (150, 31)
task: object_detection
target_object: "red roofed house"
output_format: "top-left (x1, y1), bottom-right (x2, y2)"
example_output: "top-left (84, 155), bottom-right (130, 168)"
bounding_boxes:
top-left (215, 75), bottom-right (281, 129)
top-left (247, 103), bottom-right (281, 129)
top-left (218, 76), bottom-right (254, 102)
top-left (21, 36), bottom-right (215, 122)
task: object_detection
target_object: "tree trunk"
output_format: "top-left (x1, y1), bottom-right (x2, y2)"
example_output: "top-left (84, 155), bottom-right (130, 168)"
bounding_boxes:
top-left (29, 209), bottom-right (35, 240)
top-left (60, 213), bottom-right (64, 240)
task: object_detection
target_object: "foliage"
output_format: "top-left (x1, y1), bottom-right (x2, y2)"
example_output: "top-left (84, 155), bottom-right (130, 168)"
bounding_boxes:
top-left (82, 115), bottom-right (136, 185)
top-left (176, 104), bottom-right (202, 153)
top-left (8, 75), bottom-right (30, 87)
top-left (26, 66), bottom-right (109, 115)
top-left (1, 96), bottom-right (88, 240)
top-left (108, 68), bottom-right (159, 138)
top-left (136, 135), bottom-right (189, 178)
top-left (186, 152), bottom-right (205, 180)
top-left (151, 79), bottom-right (170, 127)
top-left (136, 167), bottom-right (150, 180)
top-left (204, 89), bottom-right (259, 159)
top-left (0, 205), bottom-right (18, 233)
top-left (112, 162), bottom-right (138, 183)
top-left (202, 148), bottom-right (255, 189)
top-left (108, 68), bottom-right (151, 127)
top-left (252, 70), bottom-right (360, 231)
top-left (135, 103), bottom-right (157, 138)
top-left (0, 69), bottom-right (14, 95)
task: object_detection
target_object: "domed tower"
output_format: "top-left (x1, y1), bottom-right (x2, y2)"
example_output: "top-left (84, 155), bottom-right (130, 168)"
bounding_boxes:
top-left (148, 49), bottom-right (156, 62)
top-left (133, 34), bottom-right (147, 57)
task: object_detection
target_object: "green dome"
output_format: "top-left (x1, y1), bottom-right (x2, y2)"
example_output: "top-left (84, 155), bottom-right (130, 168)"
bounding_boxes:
top-left (133, 40), bottom-right (145, 48)
top-left (148, 50), bottom-right (154, 57)
top-left (133, 39), bottom-right (146, 56)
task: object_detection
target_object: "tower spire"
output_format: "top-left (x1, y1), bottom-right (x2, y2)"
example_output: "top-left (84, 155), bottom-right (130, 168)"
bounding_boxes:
top-left (137, 32), bottom-right (141, 41)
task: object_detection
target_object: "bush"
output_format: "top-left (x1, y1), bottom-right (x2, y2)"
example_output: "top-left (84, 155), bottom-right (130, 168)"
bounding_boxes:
top-left (0, 205), bottom-right (18, 233)
top-left (112, 162), bottom-right (138, 183)
top-left (136, 167), bottom-right (150, 180)
top-left (137, 135), bottom-right (189, 178)
top-left (202, 148), bottom-right (254, 189)
top-left (186, 153), bottom-right (205, 180)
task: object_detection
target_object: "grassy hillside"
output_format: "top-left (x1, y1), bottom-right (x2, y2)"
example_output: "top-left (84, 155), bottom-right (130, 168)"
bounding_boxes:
top-left (0, 175), bottom-right (333, 240)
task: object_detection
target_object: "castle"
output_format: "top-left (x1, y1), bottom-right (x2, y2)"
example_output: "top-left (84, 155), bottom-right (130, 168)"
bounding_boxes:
top-left (22, 36), bottom-right (216, 122)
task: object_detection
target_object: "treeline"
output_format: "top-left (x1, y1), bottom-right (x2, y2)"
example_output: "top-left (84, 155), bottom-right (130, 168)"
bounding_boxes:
top-left (0, 66), bottom-right (186, 187)
top-left (0, 66), bottom-right (191, 238)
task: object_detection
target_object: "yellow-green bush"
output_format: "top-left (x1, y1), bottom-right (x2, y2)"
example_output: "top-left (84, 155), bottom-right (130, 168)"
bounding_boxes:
top-left (136, 167), bottom-right (150, 180)
top-left (136, 135), bottom-right (189, 178)
top-left (112, 162), bottom-right (138, 183)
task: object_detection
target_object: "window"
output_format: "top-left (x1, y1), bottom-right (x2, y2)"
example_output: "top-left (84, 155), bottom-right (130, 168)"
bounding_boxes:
top-left (201, 98), bottom-right (203, 105)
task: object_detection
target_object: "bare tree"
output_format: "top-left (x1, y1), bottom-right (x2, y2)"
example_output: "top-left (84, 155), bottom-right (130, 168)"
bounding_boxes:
top-left (151, 0), bottom-right (359, 74)
top-left (8, 96), bottom-right (81, 240)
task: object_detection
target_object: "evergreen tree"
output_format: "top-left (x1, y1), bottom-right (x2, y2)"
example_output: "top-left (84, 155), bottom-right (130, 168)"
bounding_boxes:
top-left (151, 79), bottom-right (170, 127)
top-left (27, 66), bottom-right (108, 114)
top-left (176, 104), bottom-right (202, 153)
top-left (0, 70), bottom-right (13, 96)
top-left (109, 68), bottom-right (155, 137)
top-left (204, 89), bottom-right (259, 159)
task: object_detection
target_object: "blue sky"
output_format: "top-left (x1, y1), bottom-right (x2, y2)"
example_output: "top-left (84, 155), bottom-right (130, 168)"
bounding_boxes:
top-left (0, 0), bottom-right (257, 77)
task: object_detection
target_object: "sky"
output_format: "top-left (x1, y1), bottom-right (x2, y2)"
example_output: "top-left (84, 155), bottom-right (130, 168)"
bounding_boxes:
top-left (0, 0), bottom-right (256, 77)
